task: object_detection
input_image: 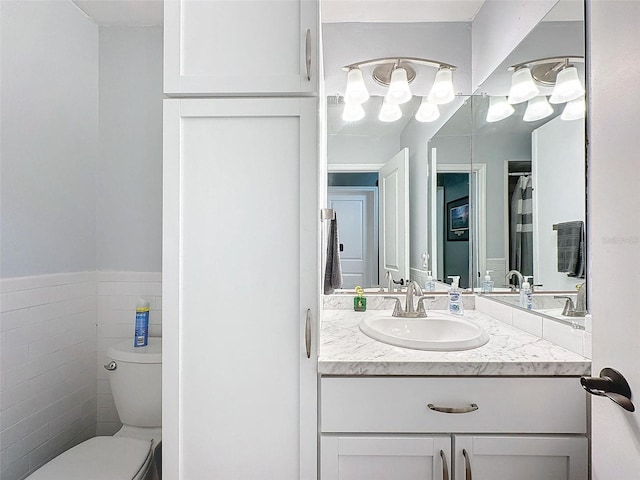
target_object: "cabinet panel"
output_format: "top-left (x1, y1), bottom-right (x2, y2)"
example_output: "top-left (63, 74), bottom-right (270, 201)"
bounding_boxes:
top-left (164, 0), bottom-right (318, 95)
top-left (321, 377), bottom-right (586, 434)
top-left (454, 436), bottom-right (588, 480)
top-left (321, 436), bottom-right (451, 480)
top-left (163, 98), bottom-right (318, 479)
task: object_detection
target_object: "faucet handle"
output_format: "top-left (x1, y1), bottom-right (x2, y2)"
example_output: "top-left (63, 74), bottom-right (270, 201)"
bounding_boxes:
top-left (554, 295), bottom-right (575, 315)
top-left (384, 297), bottom-right (403, 317)
top-left (416, 296), bottom-right (436, 315)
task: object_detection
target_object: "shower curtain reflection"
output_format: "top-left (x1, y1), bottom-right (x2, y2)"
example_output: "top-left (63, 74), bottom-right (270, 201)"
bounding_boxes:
top-left (510, 175), bottom-right (533, 281)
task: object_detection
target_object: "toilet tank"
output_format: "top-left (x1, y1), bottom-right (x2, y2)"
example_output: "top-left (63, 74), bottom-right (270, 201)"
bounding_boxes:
top-left (107, 337), bottom-right (162, 427)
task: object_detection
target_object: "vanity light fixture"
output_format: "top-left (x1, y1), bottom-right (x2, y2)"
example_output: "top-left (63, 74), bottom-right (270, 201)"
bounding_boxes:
top-left (561, 96), bottom-right (586, 121)
top-left (486, 96), bottom-right (515, 123)
top-left (341, 57), bottom-right (457, 123)
top-left (523, 95), bottom-right (554, 122)
top-left (344, 68), bottom-right (370, 105)
top-left (378, 101), bottom-right (402, 123)
top-left (415, 98), bottom-right (440, 123)
top-left (507, 67), bottom-right (540, 104)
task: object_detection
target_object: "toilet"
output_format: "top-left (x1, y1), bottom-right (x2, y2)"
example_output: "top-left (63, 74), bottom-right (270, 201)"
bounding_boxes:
top-left (26, 337), bottom-right (162, 480)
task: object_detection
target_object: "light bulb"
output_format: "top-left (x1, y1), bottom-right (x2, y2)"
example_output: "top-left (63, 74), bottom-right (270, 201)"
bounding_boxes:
top-left (561, 96), bottom-right (585, 121)
top-left (415, 98), bottom-right (440, 123)
top-left (378, 101), bottom-right (402, 122)
top-left (523, 95), bottom-right (553, 122)
top-left (427, 68), bottom-right (455, 105)
top-left (508, 67), bottom-right (540, 104)
top-left (385, 67), bottom-right (412, 105)
top-left (486, 96), bottom-right (515, 123)
top-left (342, 101), bottom-right (365, 122)
top-left (344, 68), bottom-right (369, 105)
top-left (549, 66), bottom-right (585, 104)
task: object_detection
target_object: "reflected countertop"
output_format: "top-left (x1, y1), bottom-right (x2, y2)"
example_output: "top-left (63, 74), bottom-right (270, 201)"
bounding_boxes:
top-left (319, 309), bottom-right (591, 376)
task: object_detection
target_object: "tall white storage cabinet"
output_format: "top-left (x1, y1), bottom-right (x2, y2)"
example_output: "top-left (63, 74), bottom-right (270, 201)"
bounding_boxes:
top-left (163, 2), bottom-right (319, 479)
top-left (164, 0), bottom-right (318, 95)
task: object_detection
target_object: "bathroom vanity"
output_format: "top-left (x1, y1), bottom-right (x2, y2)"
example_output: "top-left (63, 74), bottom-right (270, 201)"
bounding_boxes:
top-left (318, 305), bottom-right (590, 480)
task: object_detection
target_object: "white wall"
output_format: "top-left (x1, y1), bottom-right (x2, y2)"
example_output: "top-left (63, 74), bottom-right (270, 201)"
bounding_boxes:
top-left (97, 26), bottom-right (163, 272)
top-left (327, 134), bottom-right (400, 167)
top-left (0, 0), bottom-right (99, 278)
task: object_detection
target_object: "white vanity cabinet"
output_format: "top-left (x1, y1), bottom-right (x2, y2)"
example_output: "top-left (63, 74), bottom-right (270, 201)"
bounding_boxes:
top-left (164, 0), bottom-right (318, 95)
top-left (320, 377), bottom-right (588, 480)
top-left (163, 97), bottom-right (318, 479)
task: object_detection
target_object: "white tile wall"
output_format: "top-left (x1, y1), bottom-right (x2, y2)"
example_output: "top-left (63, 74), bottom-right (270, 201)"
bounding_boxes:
top-left (476, 295), bottom-right (591, 358)
top-left (0, 272), bottom-right (97, 480)
top-left (96, 272), bottom-right (162, 435)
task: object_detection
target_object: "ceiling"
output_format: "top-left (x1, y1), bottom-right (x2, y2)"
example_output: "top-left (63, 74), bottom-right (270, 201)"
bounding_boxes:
top-left (322, 0), bottom-right (485, 23)
top-left (71, 0), bottom-right (163, 26)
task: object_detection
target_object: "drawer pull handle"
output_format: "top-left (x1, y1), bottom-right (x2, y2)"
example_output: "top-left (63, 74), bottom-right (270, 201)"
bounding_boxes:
top-left (427, 403), bottom-right (478, 414)
top-left (462, 448), bottom-right (472, 480)
top-left (439, 449), bottom-right (449, 480)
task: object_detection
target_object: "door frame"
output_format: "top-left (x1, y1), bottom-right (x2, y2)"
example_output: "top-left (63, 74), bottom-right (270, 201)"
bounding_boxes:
top-left (429, 147), bottom-right (486, 288)
top-left (327, 186), bottom-right (379, 288)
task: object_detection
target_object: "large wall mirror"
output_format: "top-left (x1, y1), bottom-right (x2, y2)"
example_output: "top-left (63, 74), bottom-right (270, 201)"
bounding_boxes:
top-left (321, 1), bottom-right (587, 313)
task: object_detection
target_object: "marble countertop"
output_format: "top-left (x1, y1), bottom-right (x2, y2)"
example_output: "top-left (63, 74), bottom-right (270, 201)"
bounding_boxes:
top-left (319, 309), bottom-right (591, 376)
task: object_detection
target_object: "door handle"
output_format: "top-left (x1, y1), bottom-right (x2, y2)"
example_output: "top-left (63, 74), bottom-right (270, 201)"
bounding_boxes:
top-left (581, 367), bottom-right (635, 412)
top-left (305, 308), bottom-right (311, 358)
top-left (462, 448), bottom-right (472, 480)
top-left (439, 449), bottom-right (449, 480)
top-left (305, 29), bottom-right (311, 81)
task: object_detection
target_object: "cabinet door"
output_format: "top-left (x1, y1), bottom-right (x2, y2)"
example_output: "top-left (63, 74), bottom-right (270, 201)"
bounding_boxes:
top-left (164, 0), bottom-right (318, 95)
top-left (163, 98), bottom-right (318, 479)
top-left (454, 436), bottom-right (588, 480)
top-left (321, 436), bottom-right (452, 480)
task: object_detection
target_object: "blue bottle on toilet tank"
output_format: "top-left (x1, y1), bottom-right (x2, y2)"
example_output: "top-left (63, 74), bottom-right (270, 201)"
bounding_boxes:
top-left (135, 298), bottom-right (150, 347)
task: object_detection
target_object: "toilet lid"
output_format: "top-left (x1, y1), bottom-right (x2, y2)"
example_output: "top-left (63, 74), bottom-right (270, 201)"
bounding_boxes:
top-left (27, 437), bottom-right (152, 480)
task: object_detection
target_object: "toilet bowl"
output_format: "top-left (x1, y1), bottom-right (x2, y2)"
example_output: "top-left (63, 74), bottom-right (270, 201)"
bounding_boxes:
top-left (26, 338), bottom-right (162, 480)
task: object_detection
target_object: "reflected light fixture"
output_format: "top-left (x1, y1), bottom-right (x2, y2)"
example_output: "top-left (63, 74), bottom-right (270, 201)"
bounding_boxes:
top-left (344, 68), bottom-right (370, 104)
top-left (561, 96), bottom-right (585, 121)
top-left (486, 96), bottom-right (515, 123)
top-left (523, 95), bottom-right (554, 122)
top-left (378, 101), bottom-right (402, 123)
top-left (415, 98), bottom-right (440, 123)
top-left (342, 101), bottom-right (365, 122)
top-left (507, 67), bottom-right (539, 104)
top-left (549, 66), bottom-right (585, 104)
top-left (341, 57), bottom-right (456, 122)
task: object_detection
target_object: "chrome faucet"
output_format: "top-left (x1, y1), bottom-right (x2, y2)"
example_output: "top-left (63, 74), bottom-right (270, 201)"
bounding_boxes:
top-left (506, 270), bottom-right (524, 289)
top-left (554, 290), bottom-right (587, 318)
top-left (575, 282), bottom-right (587, 314)
top-left (384, 281), bottom-right (434, 318)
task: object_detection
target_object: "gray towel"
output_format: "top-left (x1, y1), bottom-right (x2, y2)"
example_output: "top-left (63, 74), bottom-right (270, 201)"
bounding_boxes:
top-left (554, 220), bottom-right (585, 278)
top-left (323, 217), bottom-right (343, 294)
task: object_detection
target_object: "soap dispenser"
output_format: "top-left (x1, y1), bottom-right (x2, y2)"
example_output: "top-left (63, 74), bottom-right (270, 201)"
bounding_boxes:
top-left (447, 276), bottom-right (464, 316)
top-left (424, 271), bottom-right (435, 292)
top-left (519, 276), bottom-right (533, 310)
top-left (482, 270), bottom-right (494, 293)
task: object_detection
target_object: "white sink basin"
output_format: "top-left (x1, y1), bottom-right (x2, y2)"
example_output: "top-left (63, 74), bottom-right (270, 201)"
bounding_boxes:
top-left (359, 313), bottom-right (489, 351)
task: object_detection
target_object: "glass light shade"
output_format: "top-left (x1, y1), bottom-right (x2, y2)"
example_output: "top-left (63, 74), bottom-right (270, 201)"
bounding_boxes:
top-left (549, 66), bottom-right (585, 104)
top-left (508, 68), bottom-right (540, 104)
top-left (427, 68), bottom-right (455, 105)
top-left (385, 67), bottom-right (412, 105)
top-left (523, 95), bottom-right (553, 122)
top-left (342, 101), bottom-right (365, 122)
top-left (344, 68), bottom-right (370, 104)
top-left (378, 101), bottom-right (402, 122)
top-left (486, 96), bottom-right (515, 123)
top-left (415, 98), bottom-right (440, 123)
top-left (561, 96), bottom-right (585, 121)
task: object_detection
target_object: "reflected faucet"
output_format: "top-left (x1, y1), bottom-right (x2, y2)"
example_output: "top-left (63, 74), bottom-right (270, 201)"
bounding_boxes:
top-left (554, 285), bottom-right (587, 318)
top-left (575, 282), bottom-right (587, 314)
top-left (384, 280), bottom-right (434, 318)
top-left (506, 270), bottom-right (524, 289)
